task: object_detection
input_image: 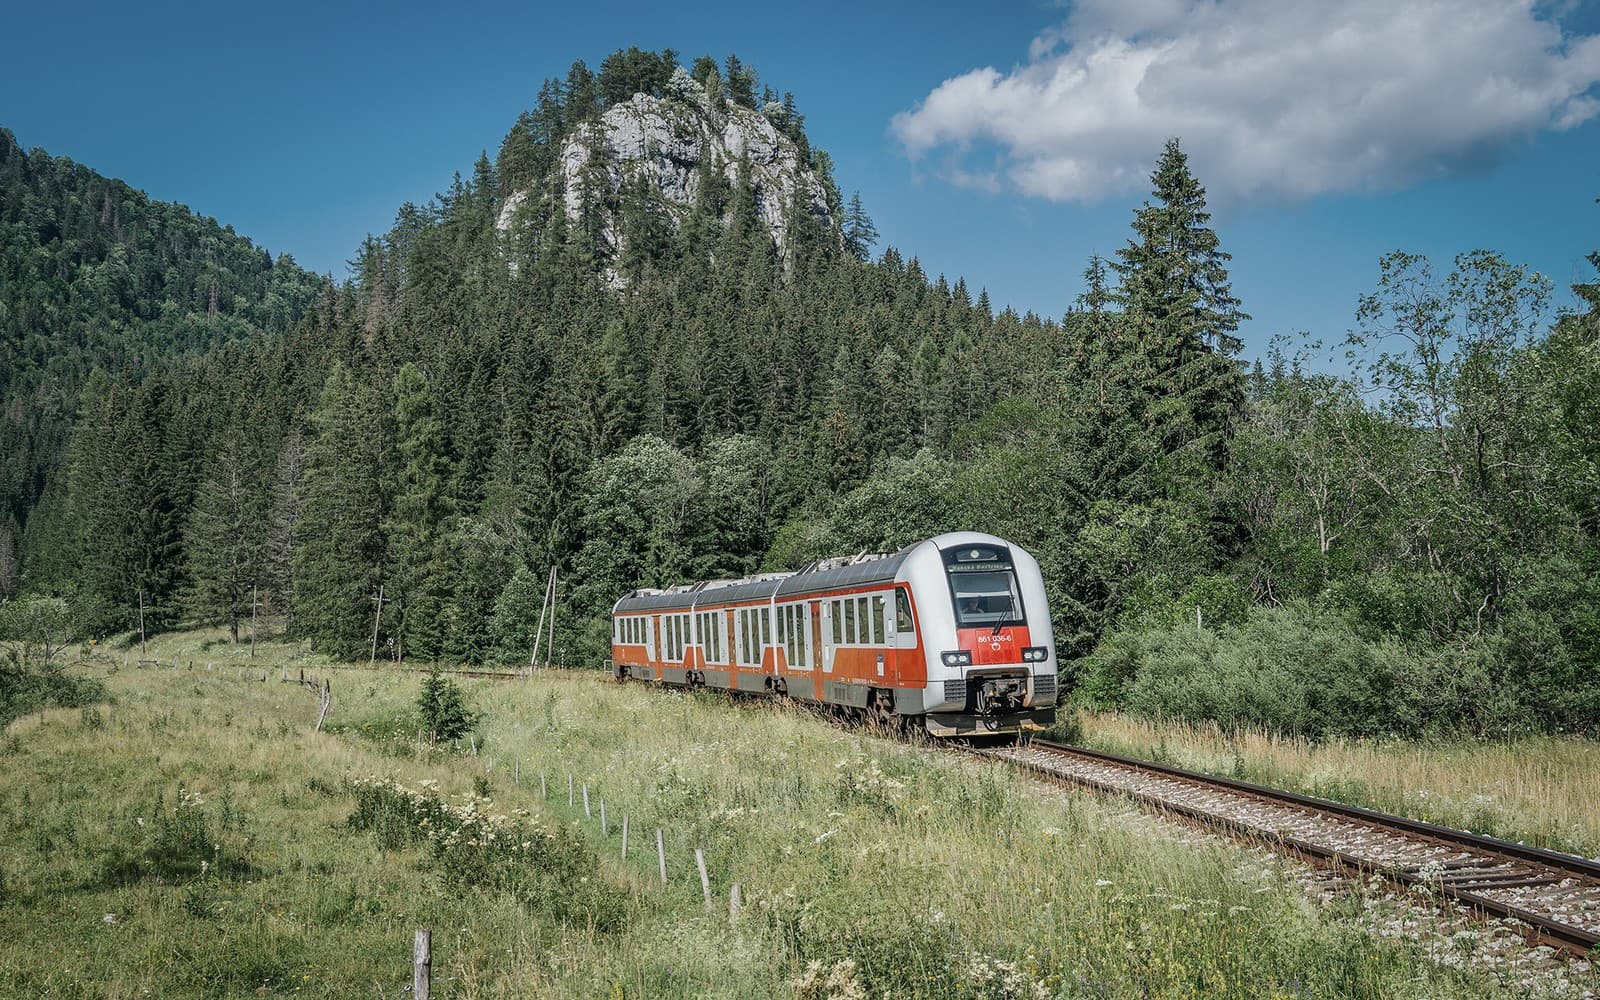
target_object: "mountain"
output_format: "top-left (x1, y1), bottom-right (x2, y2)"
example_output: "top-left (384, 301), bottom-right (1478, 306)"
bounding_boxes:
top-left (499, 83), bottom-right (838, 279)
top-left (0, 127), bottom-right (326, 594)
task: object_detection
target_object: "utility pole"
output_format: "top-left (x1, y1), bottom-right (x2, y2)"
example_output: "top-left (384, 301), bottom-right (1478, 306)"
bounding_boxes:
top-left (368, 584), bottom-right (386, 667)
top-left (547, 568), bottom-right (558, 670)
top-left (530, 566), bottom-right (554, 673)
top-left (138, 588), bottom-right (147, 662)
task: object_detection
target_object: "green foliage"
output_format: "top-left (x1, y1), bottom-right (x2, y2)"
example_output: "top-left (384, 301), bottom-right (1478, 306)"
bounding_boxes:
top-left (9, 71), bottom-right (1600, 741)
top-left (416, 669), bottom-right (477, 745)
top-left (0, 658), bottom-right (106, 728)
top-left (0, 128), bottom-right (321, 563)
top-left (346, 775), bottom-right (627, 930)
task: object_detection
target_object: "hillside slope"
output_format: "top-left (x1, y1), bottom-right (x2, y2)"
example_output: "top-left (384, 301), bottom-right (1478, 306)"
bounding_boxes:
top-left (0, 127), bottom-right (326, 592)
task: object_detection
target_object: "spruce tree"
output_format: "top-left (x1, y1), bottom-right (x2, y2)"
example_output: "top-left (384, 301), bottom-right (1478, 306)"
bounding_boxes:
top-left (184, 433), bottom-right (266, 643)
top-left (293, 365), bottom-right (389, 661)
top-left (843, 192), bottom-right (878, 261)
top-left (386, 363), bottom-right (454, 662)
top-left (1111, 138), bottom-right (1248, 456)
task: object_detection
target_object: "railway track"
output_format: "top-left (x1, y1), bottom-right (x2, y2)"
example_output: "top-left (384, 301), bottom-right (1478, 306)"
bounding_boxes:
top-left (977, 739), bottom-right (1600, 957)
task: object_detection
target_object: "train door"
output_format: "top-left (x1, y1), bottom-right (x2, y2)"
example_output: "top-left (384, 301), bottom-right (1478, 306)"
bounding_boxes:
top-left (810, 601), bottom-right (823, 670)
top-left (821, 599), bottom-right (836, 673)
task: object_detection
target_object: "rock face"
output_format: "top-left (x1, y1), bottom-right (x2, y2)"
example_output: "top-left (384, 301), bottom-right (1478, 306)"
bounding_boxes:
top-left (495, 90), bottom-right (836, 275)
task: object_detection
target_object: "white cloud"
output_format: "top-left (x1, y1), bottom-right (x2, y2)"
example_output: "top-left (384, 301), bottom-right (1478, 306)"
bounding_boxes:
top-left (892, 0), bottom-right (1600, 203)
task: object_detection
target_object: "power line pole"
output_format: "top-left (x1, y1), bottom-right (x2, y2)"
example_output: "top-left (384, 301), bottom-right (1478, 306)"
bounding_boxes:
top-left (530, 566), bottom-right (554, 673)
top-left (368, 584), bottom-right (386, 667)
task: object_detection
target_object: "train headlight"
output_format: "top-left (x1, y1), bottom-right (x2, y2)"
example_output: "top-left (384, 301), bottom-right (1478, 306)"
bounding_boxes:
top-left (941, 650), bottom-right (972, 667)
top-left (1022, 646), bottom-right (1049, 663)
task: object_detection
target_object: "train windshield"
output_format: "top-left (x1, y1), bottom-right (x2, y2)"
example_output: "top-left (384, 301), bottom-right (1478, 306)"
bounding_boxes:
top-left (944, 544), bottom-right (1026, 628)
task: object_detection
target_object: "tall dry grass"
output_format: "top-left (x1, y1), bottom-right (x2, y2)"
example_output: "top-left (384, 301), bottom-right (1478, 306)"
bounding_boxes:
top-left (1073, 711), bottom-right (1600, 858)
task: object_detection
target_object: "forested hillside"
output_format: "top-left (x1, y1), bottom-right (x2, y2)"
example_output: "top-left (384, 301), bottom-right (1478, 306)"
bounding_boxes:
top-left (0, 128), bottom-right (325, 597)
top-left (5, 49), bottom-right (1598, 739)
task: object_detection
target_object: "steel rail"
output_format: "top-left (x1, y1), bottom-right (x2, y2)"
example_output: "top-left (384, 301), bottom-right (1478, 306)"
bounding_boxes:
top-left (975, 738), bottom-right (1600, 956)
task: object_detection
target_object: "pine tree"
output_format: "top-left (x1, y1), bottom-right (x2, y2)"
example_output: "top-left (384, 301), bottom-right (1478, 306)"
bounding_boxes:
top-left (843, 192), bottom-right (878, 261)
top-left (184, 433), bottom-right (266, 643)
top-left (293, 366), bottom-right (389, 661)
top-left (386, 363), bottom-right (455, 662)
top-left (1111, 138), bottom-right (1248, 455)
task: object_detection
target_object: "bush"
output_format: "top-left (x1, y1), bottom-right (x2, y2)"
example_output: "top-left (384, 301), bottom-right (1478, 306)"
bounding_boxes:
top-left (417, 669), bottom-right (477, 745)
top-left (1077, 603), bottom-right (1439, 739)
top-left (0, 656), bottom-right (107, 727)
top-left (347, 775), bottom-right (627, 930)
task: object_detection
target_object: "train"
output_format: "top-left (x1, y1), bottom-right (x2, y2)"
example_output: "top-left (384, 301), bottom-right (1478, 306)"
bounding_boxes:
top-left (610, 531), bottom-right (1057, 737)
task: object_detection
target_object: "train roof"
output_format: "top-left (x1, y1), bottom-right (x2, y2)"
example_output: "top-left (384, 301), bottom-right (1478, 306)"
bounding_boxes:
top-left (610, 533), bottom-right (1016, 616)
top-left (613, 543), bottom-right (921, 614)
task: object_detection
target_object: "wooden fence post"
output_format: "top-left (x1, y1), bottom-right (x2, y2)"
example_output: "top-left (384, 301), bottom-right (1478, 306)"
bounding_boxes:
top-left (730, 883), bottom-right (742, 923)
top-left (514, 761), bottom-right (520, 786)
top-left (582, 783), bottom-right (590, 818)
top-left (621, 815), bottom-right (629, 859)
top-left (656, 829), bottom-right (667, 885)
top-left (600, 800), bottom-right (607, 836)
top-left (541, 772), bottom-right (547, 799)
top-left (696, 848), bottom-right (712, 910)
top-left (568, 773), bottom-right (574, 807)
top-left (413, 929), bottom-right (431, 1000)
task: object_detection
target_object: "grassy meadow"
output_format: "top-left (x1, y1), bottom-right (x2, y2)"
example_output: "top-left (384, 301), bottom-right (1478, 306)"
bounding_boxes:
top-left (1, 629), bottom-right (1594, 998)
top-left (1068, 711), bottom-right (1600, 860)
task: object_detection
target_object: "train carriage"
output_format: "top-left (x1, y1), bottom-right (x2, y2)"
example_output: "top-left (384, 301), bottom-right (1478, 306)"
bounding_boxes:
top-left (610, 531), bottom-right (1057, 736)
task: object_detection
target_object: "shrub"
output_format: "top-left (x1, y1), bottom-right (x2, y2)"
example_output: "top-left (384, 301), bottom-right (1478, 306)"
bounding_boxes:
top-left (417, 669), bottom-right (477, 745)
top-left (347, 775), bottom-right (628, 931)
top-left (0, 657), bottom-right (107, 727)
top-left (1078, 603), bottom-right (1428, 738)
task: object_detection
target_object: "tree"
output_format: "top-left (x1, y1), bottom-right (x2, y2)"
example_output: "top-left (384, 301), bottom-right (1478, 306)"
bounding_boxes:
top-left (416, 668), bottom-right (477, 745)
top-left (385, 364), bottom-right (455, 661)
top-left (293, 366), bottom-right (389, 661)
top-left (184, 434), bottom-right (266, 643)
top-left (843, 192), bottom-right (878, 261)
top-left (1112, 139), bottom-right (1248, 462)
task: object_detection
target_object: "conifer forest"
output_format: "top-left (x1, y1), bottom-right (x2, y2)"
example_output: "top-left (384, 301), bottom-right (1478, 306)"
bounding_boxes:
top-left (4, 48), bottom-right (1599, 741)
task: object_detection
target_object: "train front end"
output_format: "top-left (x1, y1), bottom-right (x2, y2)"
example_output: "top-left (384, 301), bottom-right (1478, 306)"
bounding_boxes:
top-left (903, 532), bottom-right (1058, 737)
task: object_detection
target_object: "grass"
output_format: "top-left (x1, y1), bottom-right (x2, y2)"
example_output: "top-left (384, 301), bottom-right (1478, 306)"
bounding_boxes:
top-left (1066, 710), bottom-right (1600, 860)
top-left (0, 627), bottom-right (1592, 997)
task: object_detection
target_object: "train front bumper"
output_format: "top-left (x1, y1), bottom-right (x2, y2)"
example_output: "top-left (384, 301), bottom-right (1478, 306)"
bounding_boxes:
top-left (924, 706), bottom-right (1055, 737)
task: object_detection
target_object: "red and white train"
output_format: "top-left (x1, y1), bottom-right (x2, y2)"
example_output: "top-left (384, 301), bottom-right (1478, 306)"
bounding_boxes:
top-left (610, 532), bottom-right (1057, 737)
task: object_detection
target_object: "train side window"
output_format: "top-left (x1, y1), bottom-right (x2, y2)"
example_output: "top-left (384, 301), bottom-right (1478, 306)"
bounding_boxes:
top-left (761, 608), bottom-right (772, 647)
top-left (857, 598), bottom-right (869, 643)
top-left (872, 596), bottom-right (886, 645)
top-left (797, 607), bottom-right (809, 664)
top-left (830, 602), bottom-right (842, 644)
top-left (843, 600), bottom-right (856, 643)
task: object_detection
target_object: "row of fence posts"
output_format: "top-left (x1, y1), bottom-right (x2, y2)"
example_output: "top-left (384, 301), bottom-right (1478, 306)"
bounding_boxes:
top-left (410, 761), bottom-right (742, 998)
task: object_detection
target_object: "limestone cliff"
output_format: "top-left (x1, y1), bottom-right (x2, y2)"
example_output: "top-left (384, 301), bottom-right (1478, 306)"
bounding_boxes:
top-left (496, 85), bottom-right (837, 276)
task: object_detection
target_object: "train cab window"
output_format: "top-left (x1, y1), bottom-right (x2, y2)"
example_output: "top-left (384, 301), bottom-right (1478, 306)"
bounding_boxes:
top-left (896, 590), bottom-right (913, 632)
top-left (945, 545), bottom-right (1027, 629)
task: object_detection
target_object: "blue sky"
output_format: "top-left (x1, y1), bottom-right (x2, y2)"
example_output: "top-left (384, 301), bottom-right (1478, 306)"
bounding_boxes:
top-left (4, 0), bottom-right (1599, 363)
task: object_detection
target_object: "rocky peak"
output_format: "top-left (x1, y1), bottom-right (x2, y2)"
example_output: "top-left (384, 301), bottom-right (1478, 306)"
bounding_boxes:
top-left (496, 86), bottom-right (837, 275)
